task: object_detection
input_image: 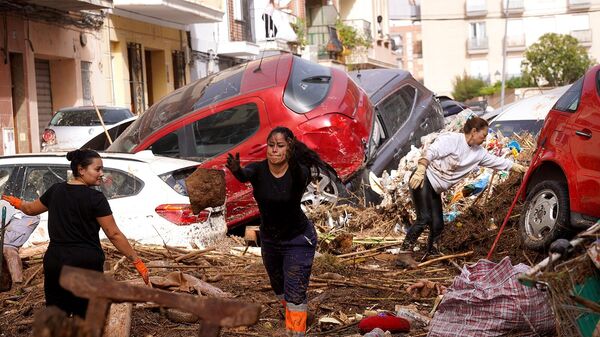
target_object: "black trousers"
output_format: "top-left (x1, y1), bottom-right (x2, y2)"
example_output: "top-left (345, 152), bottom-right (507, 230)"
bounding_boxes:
top-left (43, 244), bottom-right (104, 318)
top-left (403, 174), bottom-right (444, 252)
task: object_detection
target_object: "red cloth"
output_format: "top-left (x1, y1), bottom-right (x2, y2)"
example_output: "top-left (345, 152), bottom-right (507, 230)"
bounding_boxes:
top-left (358, 312), bottom-right (410, 333)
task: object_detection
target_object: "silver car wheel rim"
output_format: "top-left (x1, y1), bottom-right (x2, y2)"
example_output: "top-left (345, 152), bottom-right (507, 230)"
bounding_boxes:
top-left (301, 172), bottom-right (339, 213)
top-left (524, 188), bottom-right (559, 241)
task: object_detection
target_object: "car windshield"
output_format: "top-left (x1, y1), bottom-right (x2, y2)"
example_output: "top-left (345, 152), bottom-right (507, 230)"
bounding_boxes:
top-left (108, 63), bottom-right (248, 152)
top-left (489, 119), bottom-right (545, 136)
top-left (50, 108), bottom-right (133, 126)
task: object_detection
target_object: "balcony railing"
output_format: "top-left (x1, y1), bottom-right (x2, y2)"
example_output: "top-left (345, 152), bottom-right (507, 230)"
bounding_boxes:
top-left (467, 36), bottom-right (488, 53)
top-left (466, 0), bottom-right (487, 17)
top-left (307, 25), bottom-right (343, 60)
top-left (571, 29), bottom-right (592, 45)
top-left (505, 34), bottom-right (526, 50)
top-left (568, 0), bottom-right (591, 10)
top-left (342, 19), bottom-right (372, 40)
top-left (502, 0), bottom-right (524, 15)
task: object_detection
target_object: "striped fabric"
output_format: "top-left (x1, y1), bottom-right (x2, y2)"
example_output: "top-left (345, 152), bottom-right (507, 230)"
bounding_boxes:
top-left (286, 302), bottom-right (307, 337)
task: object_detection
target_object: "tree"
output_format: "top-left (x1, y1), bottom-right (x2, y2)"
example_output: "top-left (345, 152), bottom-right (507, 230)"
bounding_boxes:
top-left (522, 33), bottom-right (594, 86)
top-left (451, 73), bottom-right (485, 102)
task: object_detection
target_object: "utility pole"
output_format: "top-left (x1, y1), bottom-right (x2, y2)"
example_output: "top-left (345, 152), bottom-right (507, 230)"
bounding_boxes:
top-left (500, 0), bottom-right (509, 110)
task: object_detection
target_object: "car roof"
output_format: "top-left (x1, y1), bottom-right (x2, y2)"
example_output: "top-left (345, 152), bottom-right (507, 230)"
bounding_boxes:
top-left (491, 85), bottom-right (571, 122)
top-left (56, 106), bottom-right (131, 112)
top-left (348, 69), bottom-right (412, 99)
top-left (0, 151), bottom-right (200, 175)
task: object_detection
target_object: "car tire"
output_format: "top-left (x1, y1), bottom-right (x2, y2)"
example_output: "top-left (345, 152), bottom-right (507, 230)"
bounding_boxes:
top-left (520, 180), bottom-right (571, 251)
top-left (301, 169), bottom-right (349, 213)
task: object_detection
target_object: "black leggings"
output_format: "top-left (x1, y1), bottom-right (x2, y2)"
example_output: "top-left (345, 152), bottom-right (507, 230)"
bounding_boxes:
top-left (404, 174), bottom-right (444, 251)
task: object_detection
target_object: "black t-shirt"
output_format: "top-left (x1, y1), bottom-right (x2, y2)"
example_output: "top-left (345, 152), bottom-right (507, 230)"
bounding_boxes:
top-left (233, 160), bottom-right (310, 240)
top-left (40, 182), bottom-right (112, 250)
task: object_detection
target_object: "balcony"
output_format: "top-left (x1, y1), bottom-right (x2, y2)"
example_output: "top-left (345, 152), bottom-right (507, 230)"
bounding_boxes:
top-left (112, 0), bottom-right (224, 25)
top-left (505, 34), bottom-right (526, 51)
top-left (568, 0), bottom-right (591, 10)
top-left (571, 29), bottom-right (592, 46)
top-left (467, 36), bottom-right (488, 54)
top-left (342, 19), bottom-right (372, 40)
top-left (307, 25), bottom-right (343, 60)
top-left (25, 0), bottom-right (112, 11)
top-left (466, 0), bottom-right (487, 17)
top-left (502, 0), bottom-right (524, 15)
top-left (344, 44), bottom-right (397, 69)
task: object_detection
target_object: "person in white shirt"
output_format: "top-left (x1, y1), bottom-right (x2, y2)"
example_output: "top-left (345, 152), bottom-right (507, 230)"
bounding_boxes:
top-left (402, 116), bottom-right (527, 257)
top-left (1, 200), bottom-right (41, 285)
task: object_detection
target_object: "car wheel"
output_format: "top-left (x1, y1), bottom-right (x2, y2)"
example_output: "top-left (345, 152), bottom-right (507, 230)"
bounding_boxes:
top-left (301, 170), bottom-right (348, 213)
top-left (520, 180), bottom-right (571, 251)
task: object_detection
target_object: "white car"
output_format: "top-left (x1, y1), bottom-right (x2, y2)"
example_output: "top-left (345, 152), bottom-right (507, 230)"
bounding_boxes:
top-left (489, 86), bottom-right (570, 136)
top-left (0, 151), bottom-right (225, 249)
top-left (41, 106), bottom-right (136, 152)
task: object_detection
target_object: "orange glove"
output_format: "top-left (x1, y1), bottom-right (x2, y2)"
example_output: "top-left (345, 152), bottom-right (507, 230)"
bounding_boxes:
top-left (133, 258), bottom-right (149, 285)
top-left (2, 195), bottom-right (22, 210)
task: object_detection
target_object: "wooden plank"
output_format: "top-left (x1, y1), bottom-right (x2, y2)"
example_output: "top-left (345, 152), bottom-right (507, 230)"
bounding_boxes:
top-left (59, 266), bottom-right (260, 328)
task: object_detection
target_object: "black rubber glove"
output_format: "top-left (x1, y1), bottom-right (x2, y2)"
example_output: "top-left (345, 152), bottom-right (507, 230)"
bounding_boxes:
top-left (226, 153), bottom-right (241, 173)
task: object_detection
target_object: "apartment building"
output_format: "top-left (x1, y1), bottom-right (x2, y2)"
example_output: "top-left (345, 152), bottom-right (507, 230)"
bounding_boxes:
top-left (389, 0), bottom-right (423, 81)
top-left (0, 0), bottom-right (224, 154)
top-left (421, 0), bottom-right (600, 96)
top-left (190, 0), bottom-right (302, 80)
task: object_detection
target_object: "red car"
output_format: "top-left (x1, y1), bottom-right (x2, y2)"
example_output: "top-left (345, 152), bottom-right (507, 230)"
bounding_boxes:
top-left (108, 54), bottom-right (443, 229)
top-left (519, 64), bottom-right (600, 250)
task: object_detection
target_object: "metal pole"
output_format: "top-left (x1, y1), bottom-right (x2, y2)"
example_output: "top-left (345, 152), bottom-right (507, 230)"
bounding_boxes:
top-left (0, 207), bottom-right (7, 284)
top-left (500, 0), bottom-right (509, 110)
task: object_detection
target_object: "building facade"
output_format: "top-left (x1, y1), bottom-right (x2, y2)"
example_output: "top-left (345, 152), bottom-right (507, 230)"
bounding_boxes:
top-left (421, 0), bottom-right (600, 97)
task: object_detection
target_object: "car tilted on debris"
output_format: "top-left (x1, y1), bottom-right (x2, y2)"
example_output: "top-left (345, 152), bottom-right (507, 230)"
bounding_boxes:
top-left (107, 54), bottom-right (444, 229)
top-left (0, 152), bottom-right (225, 249)
top-left (519, 65), bottom-right (600, 250)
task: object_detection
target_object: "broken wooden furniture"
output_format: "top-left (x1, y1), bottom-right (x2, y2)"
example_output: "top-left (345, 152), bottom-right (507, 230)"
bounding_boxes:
top-left (51, 265), bottom-right (261, 337)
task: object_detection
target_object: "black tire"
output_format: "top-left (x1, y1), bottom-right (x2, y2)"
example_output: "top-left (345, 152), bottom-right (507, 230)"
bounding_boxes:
top-left (519, 180), bottom-right (571, 251)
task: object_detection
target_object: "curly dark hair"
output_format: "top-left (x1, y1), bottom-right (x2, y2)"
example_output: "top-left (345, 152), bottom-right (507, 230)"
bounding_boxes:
top-left (66, 148), bottom-right (101, 177)
top-left (267, 126), bottom-right (336, 177)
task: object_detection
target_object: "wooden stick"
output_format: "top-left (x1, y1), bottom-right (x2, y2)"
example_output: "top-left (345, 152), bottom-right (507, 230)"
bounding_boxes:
top-left (174, 247), bottom-right (215, 262)
top-left (91, 96), bottom-right (112, 144)
top-left (417, 251), bottom-right (473, 268)
top-left (337, 243), bottom-right (400, 259)
top-left (23, 265), bottom-right (43, 287)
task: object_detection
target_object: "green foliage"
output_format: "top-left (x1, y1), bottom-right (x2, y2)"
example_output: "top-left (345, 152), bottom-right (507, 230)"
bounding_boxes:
top-left (522, 33), bottom-right (594, 86)
top-left (290, 18), bottom-right (307, 47)
top-left (452, 73), bottom-right (486, 102)
top-left (335, 21), bottom-right (371, 50)
top-left (479, 81), bottom-right (501, 96)
top-left (506, 76), bottom-right (535, 88)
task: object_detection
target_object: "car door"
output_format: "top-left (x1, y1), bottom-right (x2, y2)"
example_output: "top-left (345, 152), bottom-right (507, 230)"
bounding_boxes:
top-left (369, 85), bottom-right (417, 175)
top-left (144, 97), bottom-right (271, 226)
top-left (564, 72), bottom-right (600, 217)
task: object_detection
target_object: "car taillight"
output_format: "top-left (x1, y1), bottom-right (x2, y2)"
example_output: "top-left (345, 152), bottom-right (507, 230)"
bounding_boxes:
top-left (155, 204), bottom-right (209, 225)
top-left (42, 129), bottom-right (56, 145)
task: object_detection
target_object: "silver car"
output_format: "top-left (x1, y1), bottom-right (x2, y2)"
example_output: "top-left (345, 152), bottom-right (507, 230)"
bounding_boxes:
top-left (41, 106), bottom-right (135, 152)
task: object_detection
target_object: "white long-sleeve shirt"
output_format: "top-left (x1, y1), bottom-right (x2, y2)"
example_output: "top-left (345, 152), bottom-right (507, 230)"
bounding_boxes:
top-left (424, 132), bottom-right (514, 194)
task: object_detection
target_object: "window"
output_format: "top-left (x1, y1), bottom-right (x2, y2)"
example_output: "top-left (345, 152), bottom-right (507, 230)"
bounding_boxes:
top-left (284, 57), bottom-right (332, 113)
top-left (554, 76), bottom-right (583, 113)
top-left (150, 103), bottom-right (260, 160)
top-left (470, 59), bottom-right (489, 82)
top-left (50, 108), bottom-right (134, 126)
top-left (0, 167), bottom-right (16, 196)
top-left (377, 86), bottom-right (416, 135)
top-left (22, 166), bottom-right (67, 201)
top-left (99, 169), bottom-right (143, 199)
top-left (469, 22), bottom-right (486, 39)
top-left (233, 0), bottom-right (244, 21)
